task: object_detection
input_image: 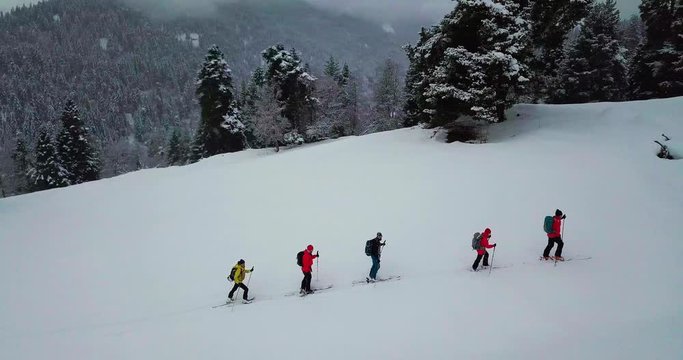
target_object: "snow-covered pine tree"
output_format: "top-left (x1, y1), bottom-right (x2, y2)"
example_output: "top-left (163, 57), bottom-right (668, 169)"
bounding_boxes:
top-left (28, 130), bottom-right (68, 191)
top-left (340, 63), bottom-right (351, 86)
top-left (194, 45), bottom-right (245, 158)
top-left (526, 0), bottom-right (593, 100)
top-left (11, 136), bottom-right (31, 193)
top-left (407, 0), bottom-right (530, 124)
top-left (251, 66), bottom-right (266, 88)
top-left (262, 44), bottom-right (316, 134)
top-left (324, 56), bottom-right (341, 80)
top-left (189, 124), bottom-right (208, 163)
top-left (630, 0), bottom-right (682, 99)
top-left (167, 128), bottom-right (189, 165)
top-left (372, 59), bottom-right (404, 131)
top-left (620, 15), bottom-right (646, 59)
top-left (340, 66), bottom-right (361, 135)
top-left (668, 0), bottom-right (683, 96)
top-left (403, 27), bottom-right (436, 127)
top-left (628, 42), bottom-right (655, 99)
top-left (552, 0), bottom-right (627, 103)
top-left (56, 100), bottom-right (101, 185)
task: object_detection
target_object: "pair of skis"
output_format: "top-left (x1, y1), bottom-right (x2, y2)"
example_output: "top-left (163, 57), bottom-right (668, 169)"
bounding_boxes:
top-left (538, 256), bottom-right (592, 262)
top-left (214, 276), bottom-right (402, 307)
top-left (285, 284), bottom-right (335, 297)
top-left (352, 275), bottom-right (401, 286)
top-left (212, 297), bottom-right (255, 308)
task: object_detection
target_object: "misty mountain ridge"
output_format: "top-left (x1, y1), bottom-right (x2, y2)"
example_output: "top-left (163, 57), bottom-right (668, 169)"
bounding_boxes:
top-left (0, 0), bottom-right (422, 181)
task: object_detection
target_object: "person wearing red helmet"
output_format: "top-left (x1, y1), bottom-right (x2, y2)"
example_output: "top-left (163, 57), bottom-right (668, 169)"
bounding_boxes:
top-left (300, 244), bottom-right (319, 294)
top-left (473, 228), bottom-right (496, 271)
top-left (543, 209), bottom-right (566, 261)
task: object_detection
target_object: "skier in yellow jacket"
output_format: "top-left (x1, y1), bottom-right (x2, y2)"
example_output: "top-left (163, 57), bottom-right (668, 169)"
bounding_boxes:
top-left (228, 259), bottom-right (254, 303)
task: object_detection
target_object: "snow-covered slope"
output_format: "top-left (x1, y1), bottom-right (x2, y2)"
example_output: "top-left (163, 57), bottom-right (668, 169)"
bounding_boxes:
top-left (1, 98), bottom-right (682, 360)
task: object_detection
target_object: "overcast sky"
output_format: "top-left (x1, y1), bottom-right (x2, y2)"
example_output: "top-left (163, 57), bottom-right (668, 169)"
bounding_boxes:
top-left (0, 0), bottom-right (641, 23)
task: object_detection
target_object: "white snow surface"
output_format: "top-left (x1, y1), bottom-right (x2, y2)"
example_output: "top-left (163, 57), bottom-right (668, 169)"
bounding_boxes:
top-left (2, 98), bottom-right (683, 360)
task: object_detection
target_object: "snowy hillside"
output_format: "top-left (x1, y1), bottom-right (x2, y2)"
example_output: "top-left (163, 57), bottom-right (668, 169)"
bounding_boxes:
top-left (1, 97), bottom-right (682, 360)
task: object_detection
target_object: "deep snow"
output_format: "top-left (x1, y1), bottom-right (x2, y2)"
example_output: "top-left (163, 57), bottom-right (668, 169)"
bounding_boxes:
top-left (1, 97), bottom-right (682, 360)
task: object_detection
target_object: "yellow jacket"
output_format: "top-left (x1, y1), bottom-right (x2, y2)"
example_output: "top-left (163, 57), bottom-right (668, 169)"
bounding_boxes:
top-left (232, 263), bottom-right (252, 284)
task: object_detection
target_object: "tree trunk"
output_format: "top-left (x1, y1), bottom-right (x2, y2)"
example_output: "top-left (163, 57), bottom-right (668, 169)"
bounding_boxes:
top-left (496, 104), bottom-right (506, 122)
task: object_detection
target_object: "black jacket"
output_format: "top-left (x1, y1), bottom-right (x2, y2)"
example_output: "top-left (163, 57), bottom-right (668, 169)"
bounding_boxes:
top-left (369, 237), bottom-right (385, 257)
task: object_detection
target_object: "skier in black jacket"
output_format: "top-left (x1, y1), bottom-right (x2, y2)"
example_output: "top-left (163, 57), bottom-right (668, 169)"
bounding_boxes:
top-left (367, 232), bottom-right (386, 282)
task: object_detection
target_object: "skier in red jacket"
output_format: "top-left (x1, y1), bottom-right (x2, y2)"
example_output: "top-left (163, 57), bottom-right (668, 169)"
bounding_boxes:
top-left (473, 228), bottom-right (496, 271)
top-left (300, 245), bottom-right (319, 294)
top-left (543, 209), bottom-right (566, 261)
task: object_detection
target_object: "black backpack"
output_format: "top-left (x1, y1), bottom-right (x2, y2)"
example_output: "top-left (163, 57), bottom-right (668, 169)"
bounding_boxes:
top-left (228, 266), bottom-right (237, 282)
top-left (471, 232), bottom-right (483, 250)
top-left (296, 251), bottom-right (304, 266)
top-left (365, 240), bottom-right (374, 256)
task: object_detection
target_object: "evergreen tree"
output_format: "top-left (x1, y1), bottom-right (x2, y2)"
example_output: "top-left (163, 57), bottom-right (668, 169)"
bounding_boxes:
top-left (324, 56), bottom-right (341, 79)
top-left (189, 124), bottom-right (208, 163)
top-left (194, 45), bottom-right (245, 158)
top-left (56, 100), bottom-right (101, 184)
top-left (404, 27), bottom-right (436, 127)
top-left (405, 0), bottom-right (530, 124)
top-left (251, 66), bottom-right (266, 87)
top-left (262, 44), bottom-right (316, 134)
top-left (167, 128), bottom-right (189, 165)
top-left (670, 0), bottom-right (683, 93)
top-left (527, 0), bottom-right (593, 99)
top-left (0, 173), bottom-right (6, 198)
top-left (630, 0), bottom-right (682, 99)
top-left (340, 68), bottom-right (360, 135)
top-left (340, 63), bottom-right (351, 86)
top-left (620, 15), bottom-right (646, 58)
top-left (628, 42), bottom-right (655, 98)
top-left (553, 0), bottom-right (627, 103)
top-left (372, 59), bottom-right (403, 131)
top-left (237, 67), bottom-right (269, 149)
top-left (28, 130), bottom-right (68, 191)
top-left (11, 136), bottom-right (31, 193)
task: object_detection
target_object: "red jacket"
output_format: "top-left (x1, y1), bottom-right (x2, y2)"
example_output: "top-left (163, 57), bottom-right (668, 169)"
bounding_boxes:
top-left (477, 228), bottom-right (495, 255)
top-left (302, 250), bottom-right (318, 272)
top-left (548, 216), bottom-right (563, 238)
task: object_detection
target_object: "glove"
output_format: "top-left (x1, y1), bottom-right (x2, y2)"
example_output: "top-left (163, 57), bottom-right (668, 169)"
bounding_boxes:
top-left (317, 251), bottom-right (320, 257)
top-left (493, 243), bottom-right (497, 247)
top-left (250, 267), bottom-right (254, 272)
top-left (562, 214), bottom-right (567, 219)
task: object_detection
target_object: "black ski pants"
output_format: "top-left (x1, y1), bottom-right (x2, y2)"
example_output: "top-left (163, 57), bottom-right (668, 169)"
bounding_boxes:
top-left (543, 236), bottom-right (564, 257)
top-left (472, 251), bottom-right (489, 271)
top-left (301, 271), bottom-right (312, 291)
top-left (229, 282), bottom-right (249, 300)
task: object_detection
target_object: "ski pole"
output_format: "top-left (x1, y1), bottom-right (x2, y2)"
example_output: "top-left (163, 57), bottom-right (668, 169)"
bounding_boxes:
top-left (488, 246), bottom-right (496, 276)
top-left (555, 218), bottom-right (565, 267)
top-left (316, 254), bottom-right (319, 282)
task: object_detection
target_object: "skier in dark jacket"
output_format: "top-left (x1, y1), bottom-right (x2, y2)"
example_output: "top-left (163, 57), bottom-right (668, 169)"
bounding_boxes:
top-left (543, 209), bottom-right (566, 261)
top-left (473, 228), bottom-right (496, 271)
top-left (367, 232), bottom-right (386, 282)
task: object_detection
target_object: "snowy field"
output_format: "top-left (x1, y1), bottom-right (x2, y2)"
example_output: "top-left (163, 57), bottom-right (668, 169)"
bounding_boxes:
top-left (1, 97), bottom-right (682, 359)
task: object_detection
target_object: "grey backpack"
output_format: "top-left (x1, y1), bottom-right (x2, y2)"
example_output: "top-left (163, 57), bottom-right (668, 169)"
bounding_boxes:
top-left (471, 232), bottom-right (482, 250)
